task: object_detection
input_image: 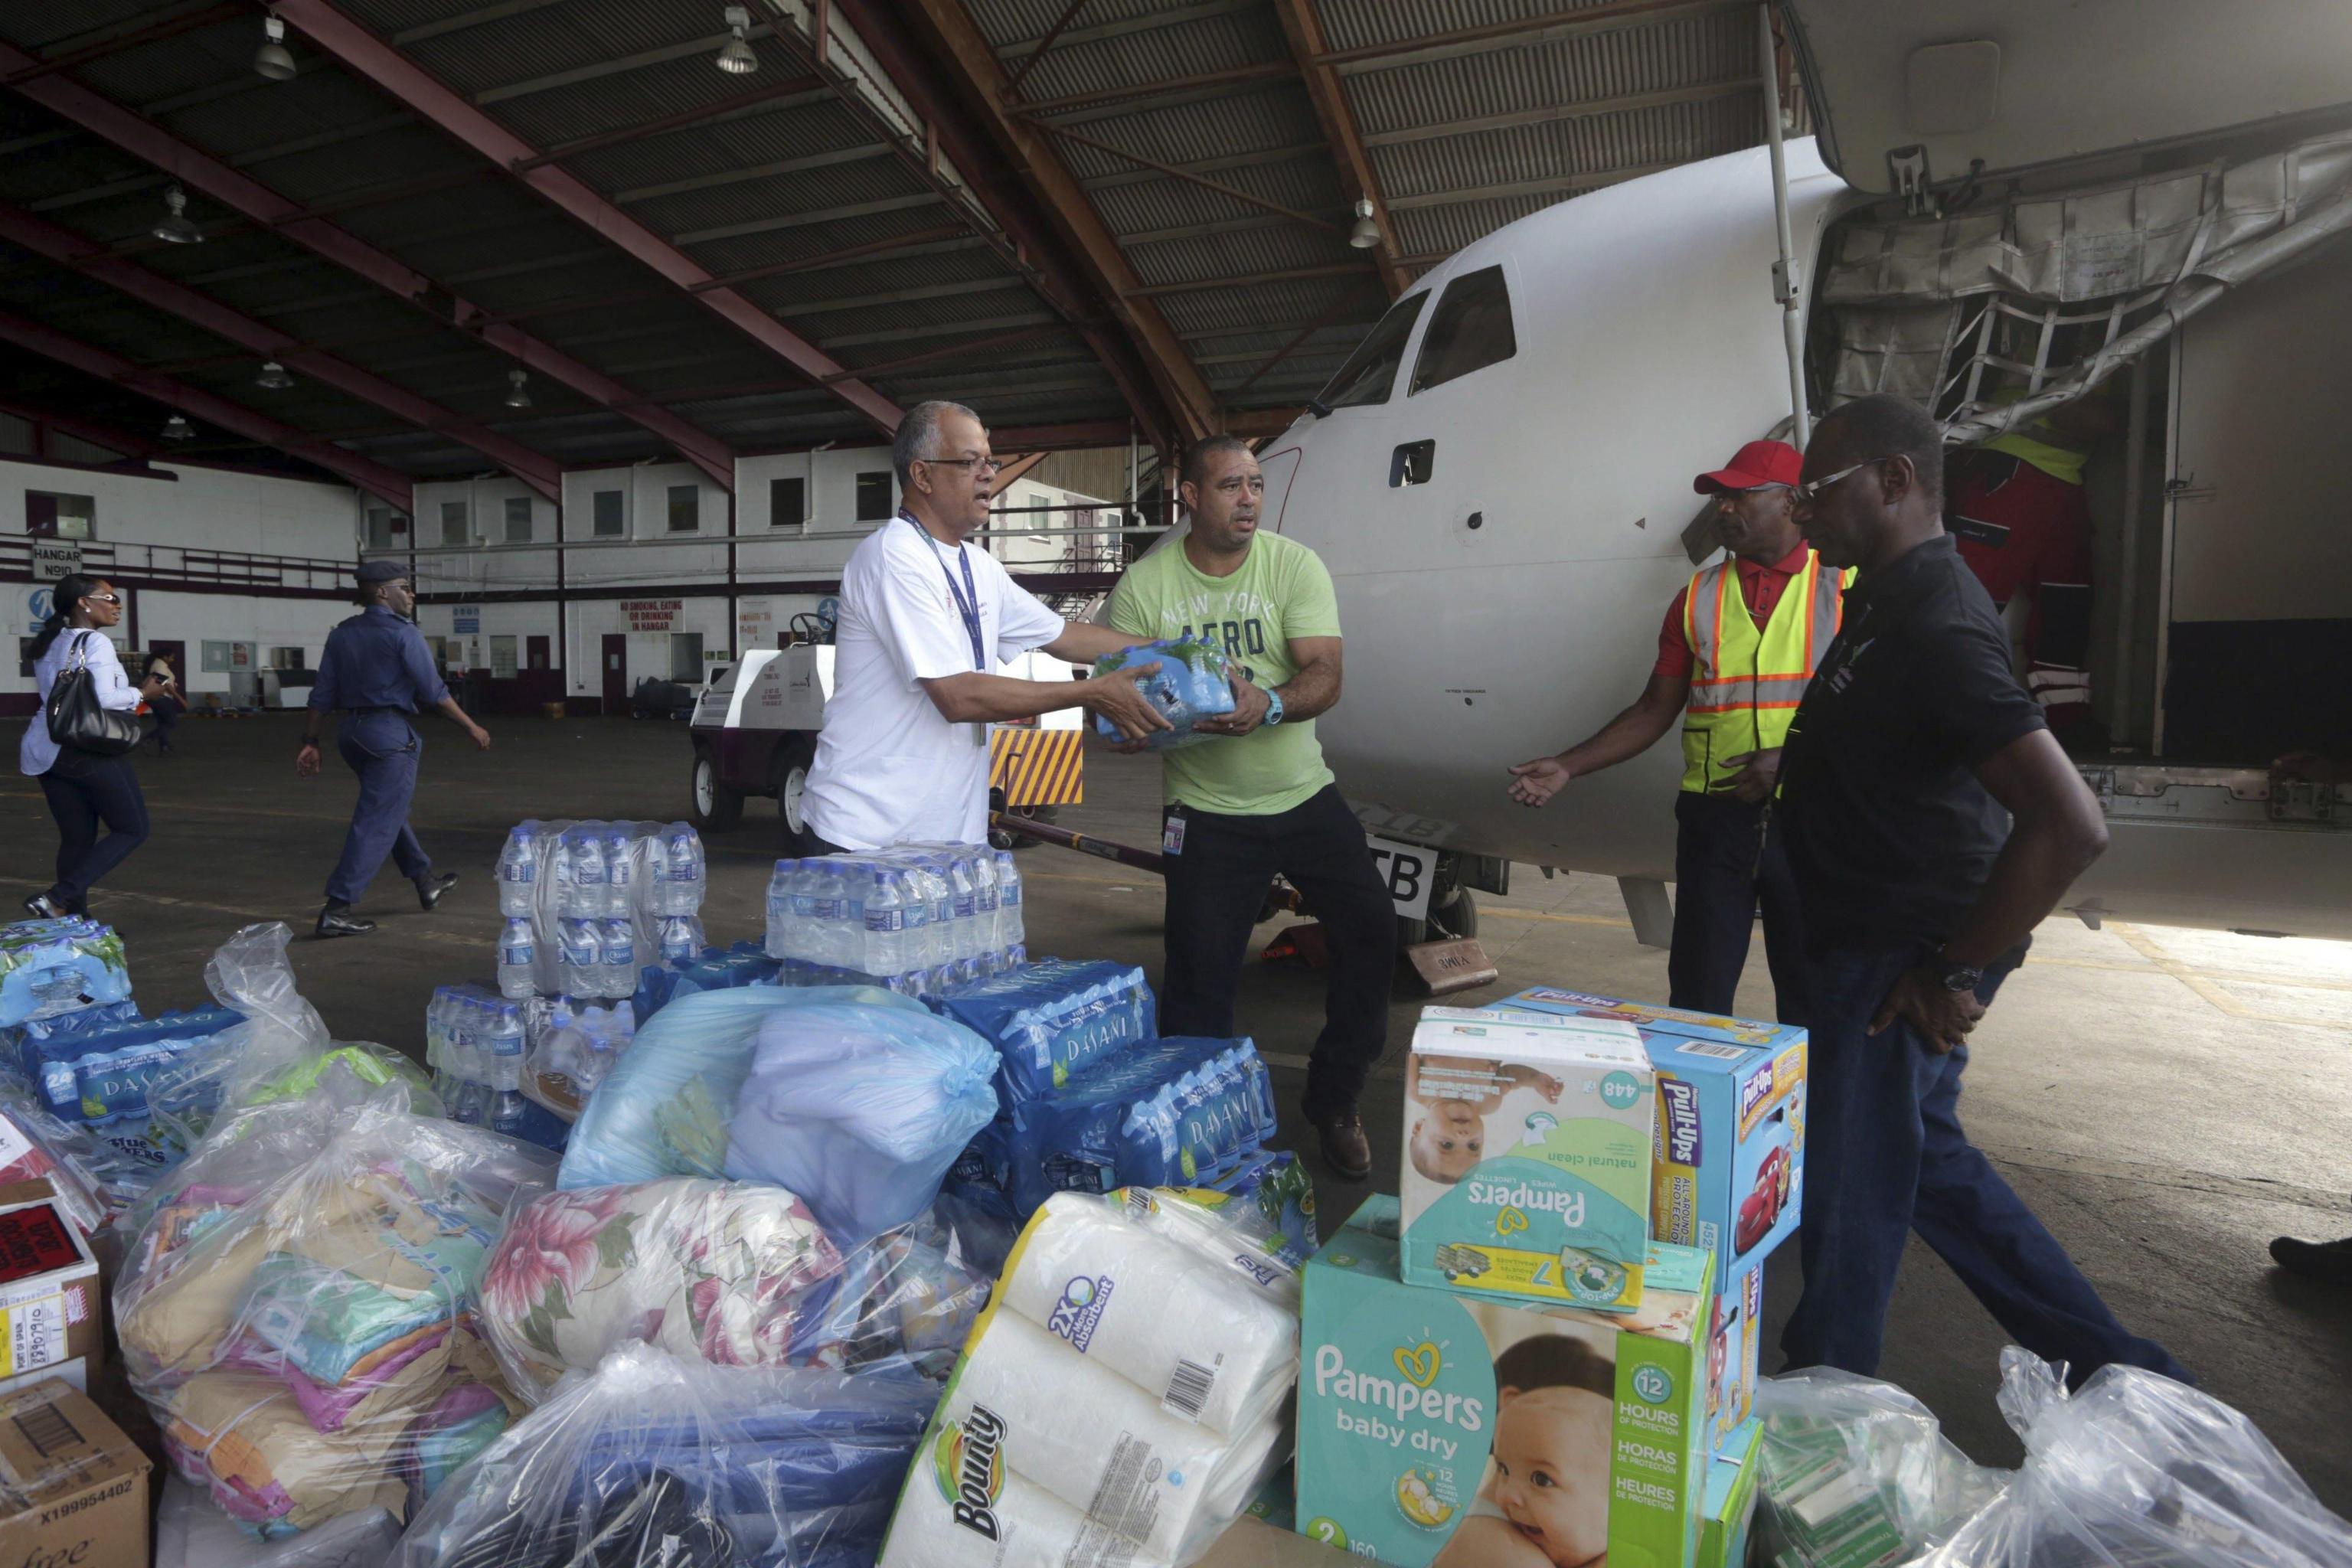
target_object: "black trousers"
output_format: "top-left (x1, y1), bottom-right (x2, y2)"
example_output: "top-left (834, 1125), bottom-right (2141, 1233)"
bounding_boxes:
top-left (1668, 790), bottom-right (1811, 1025)
top-left (1159, 784), bottom-right (1396, 1120)
top-left (38, 753), bottom-right (151, 910)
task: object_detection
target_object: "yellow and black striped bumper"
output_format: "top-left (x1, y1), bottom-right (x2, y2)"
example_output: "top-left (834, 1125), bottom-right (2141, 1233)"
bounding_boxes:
top-left (990, 727), bottom-right (1085, 807)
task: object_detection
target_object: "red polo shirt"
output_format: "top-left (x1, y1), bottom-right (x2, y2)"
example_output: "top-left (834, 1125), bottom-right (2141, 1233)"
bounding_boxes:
top-left (1653, 543), bottom-right (1813, 680)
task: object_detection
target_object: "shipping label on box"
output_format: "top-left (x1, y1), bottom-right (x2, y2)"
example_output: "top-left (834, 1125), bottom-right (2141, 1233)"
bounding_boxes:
top-left (1299, 1196), bottom-right (1713, 1568)
top-left (1500, 989), bottom-right (1805, 1289)
top-left (1400, 1008), bottom-right (1657, 1308)
top-left (0, 1194), bottom-right (100, 1383)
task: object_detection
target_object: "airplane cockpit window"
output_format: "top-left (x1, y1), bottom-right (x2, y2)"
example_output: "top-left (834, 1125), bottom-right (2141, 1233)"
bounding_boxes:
top-left (1410, 264), bottom-right (1517, 394)
top-left (1314, 291), bottom-right (1429, 409)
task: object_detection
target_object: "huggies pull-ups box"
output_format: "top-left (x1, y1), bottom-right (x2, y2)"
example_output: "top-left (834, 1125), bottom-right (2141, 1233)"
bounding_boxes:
top-left (1400, 1008), bottom-right (1655, 1308)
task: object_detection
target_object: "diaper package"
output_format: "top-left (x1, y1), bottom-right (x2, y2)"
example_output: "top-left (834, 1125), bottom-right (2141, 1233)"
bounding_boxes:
top-left (1298, 1196), bottom-right (1715, 1568)
top-left (1498, 987), bottom-right (1806, 1451)
top-left (880, 1190), bottom-right (1299, 1568)
top-left (929, 959), bottom-right (1157, 1101)
top-left (1400, 1007), bottom-right (1656, 1308)
top-left (1090, 638), bottom-right (1236, 749)
top-left (1698, 1420), bottom-right (1762, 1568)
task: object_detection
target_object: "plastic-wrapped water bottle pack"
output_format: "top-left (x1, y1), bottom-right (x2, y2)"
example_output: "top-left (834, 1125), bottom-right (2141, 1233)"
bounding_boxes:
top-left (765, 844), bottom-right (1026, 999)
top-left (494, 820), bottom-right (707, 1002)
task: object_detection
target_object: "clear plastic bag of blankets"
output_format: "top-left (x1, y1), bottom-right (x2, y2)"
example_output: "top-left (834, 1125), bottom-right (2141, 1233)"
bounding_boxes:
top-left (479, 1178), bottom-right (995, 1400)
top-left (1916, 1348), bottom-right (2352, 1568)
top-left (113, 1093), bottom-right (555, 1540)
top-left (388, 1342), bottom-right (938, 1568)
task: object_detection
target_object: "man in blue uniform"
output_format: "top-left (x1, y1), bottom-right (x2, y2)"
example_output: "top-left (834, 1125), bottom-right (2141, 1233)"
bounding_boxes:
top-left (297, 560), bottom-right (490, 937)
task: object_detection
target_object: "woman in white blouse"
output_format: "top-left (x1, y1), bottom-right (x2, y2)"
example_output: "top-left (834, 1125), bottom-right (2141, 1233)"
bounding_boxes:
top-left (18, 575), bottom-right (170, 919)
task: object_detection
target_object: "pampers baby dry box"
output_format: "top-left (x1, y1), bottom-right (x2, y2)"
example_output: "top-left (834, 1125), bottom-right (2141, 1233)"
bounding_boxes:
top-left (1299, 1196), bottom-right (1714, 1568)
top-left (1400, 1007), bottom-right (1655, 1308)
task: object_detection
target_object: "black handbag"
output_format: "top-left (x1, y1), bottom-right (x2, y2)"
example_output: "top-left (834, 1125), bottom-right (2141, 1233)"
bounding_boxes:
top-left (45, 632), bottom-right (143, 757)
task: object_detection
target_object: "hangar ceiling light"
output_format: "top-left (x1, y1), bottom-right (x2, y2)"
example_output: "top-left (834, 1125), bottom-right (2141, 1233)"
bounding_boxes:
top-left (151, 185), bottom-right (202, 245)
top-left (504, 368), bottom-right (532, 409)
top-left (1348, 198), bottom-right (1380, 250)
top-left (254, 15), bottom-right (296, 81)
top-left (162, 415), bottom-right (194, 440)
top-left (717, 8), bottom-right (758, 74)
top-left (256, 360), bottom-right (295, 390)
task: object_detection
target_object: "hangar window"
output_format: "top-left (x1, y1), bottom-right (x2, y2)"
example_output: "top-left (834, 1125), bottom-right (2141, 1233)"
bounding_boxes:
top-left (771, 475), bottom-right (805, 530)
top-left (503, 496), bottom-right (532, 543)
top-left (1410, 265), bottom-right (1517, 394)
top-left (439, 500), bottom-right (469, 547)
top-left (667, 485), bottom-right (699, 532)
top-left (1315, 291), bottom-right (1428, 410)
top-left (854, 471), bottom-right (893, 521)
top-left (591, 489), bottom-right (624, 537)
top-left (26, 492), bottom-right (94, 540)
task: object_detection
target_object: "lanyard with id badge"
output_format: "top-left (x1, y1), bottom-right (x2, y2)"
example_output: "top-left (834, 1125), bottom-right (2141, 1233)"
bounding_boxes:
top-left (904, 510), bottom-right (990, 747)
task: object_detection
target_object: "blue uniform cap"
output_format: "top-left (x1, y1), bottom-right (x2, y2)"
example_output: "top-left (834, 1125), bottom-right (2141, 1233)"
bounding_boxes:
top-left (356, 560), bottom-right (410, 586)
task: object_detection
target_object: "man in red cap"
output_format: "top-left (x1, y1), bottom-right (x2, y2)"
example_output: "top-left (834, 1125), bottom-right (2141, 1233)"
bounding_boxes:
top-left (1508, 439), bottom-right (1844, 1022)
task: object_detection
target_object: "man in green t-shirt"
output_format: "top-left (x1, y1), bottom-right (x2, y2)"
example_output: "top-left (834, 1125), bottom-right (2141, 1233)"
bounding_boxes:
top-left (1104, 436), bottom-right (1396, 1180)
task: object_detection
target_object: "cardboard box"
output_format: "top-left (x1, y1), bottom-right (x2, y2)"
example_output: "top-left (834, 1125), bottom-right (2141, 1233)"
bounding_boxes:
top-left (1707, 1263), bottom-right (1766, 1458)
top-left (1400, 1007), bottom-right (1657, 1307)
top-left (0, 1377), bottom-right (151, 1568)
top-left (1298, 1196), bottom-right (1713, 1568)
top-left (0, 1187), bottom-right (101, 1390)
top-left (1699, 1419), bottom-right (1763, 1568)
top-left (1498, 987), bottom-right (1804, 1454)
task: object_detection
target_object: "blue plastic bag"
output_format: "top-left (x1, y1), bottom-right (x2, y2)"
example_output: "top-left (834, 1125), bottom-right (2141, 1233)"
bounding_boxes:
top-left (1089, 637), bottom-right (1236, 749)
top-left (724, 1001), bottom-right (998, 1244)
top-left (387, 1343), bottom-right (936, 1568)
top-left (929, 959), bottom-right (1155, 1101)
top-left (560, 985), bottom-right (919, 1194)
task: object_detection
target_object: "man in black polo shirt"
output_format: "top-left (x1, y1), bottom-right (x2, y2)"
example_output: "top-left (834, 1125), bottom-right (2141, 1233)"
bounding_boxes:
top-left (1775, 394), bottom-right (2187, 1384)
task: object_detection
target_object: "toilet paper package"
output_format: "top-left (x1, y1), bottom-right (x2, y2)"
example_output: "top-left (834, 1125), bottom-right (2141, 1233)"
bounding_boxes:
top-left (880, 1190), bottom-right (1299, 1568)
top-left (1298, 1196), bottom-right (1714, 1568)
top-left (1400, 1007), bottom-right (1656, 1308)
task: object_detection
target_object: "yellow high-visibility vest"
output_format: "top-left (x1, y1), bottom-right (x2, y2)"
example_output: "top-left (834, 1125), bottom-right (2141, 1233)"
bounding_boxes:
top-left (1680, 551), bottom-right (1847, 793)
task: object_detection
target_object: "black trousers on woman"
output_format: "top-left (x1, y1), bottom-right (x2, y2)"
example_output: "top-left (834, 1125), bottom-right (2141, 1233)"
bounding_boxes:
top-left (37, 751), bottom-right (150, 911)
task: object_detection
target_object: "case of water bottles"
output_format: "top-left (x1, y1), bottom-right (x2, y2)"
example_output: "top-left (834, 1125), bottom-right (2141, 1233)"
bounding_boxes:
top-left (493, 819), bottom-right (710, 1002)
top-left (764, 844), bottom-right (1028, 999)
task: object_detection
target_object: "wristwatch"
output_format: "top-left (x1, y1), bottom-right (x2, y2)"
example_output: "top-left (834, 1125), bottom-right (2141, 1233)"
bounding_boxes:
top-left (1934, 953), bottom-right (1984, 994)
top-left (1263, 687), bottom-right (1285, 727)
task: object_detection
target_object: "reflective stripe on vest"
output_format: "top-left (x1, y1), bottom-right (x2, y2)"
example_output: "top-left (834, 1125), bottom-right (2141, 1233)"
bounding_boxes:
top-left (1679, 551), bottom-right (1845, 793)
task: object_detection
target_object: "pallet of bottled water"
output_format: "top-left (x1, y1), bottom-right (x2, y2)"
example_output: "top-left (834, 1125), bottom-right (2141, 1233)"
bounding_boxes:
top-left (492, 819), bottom-right (708, 1001)
top-left (764, 844), bottom-right (1027, 998)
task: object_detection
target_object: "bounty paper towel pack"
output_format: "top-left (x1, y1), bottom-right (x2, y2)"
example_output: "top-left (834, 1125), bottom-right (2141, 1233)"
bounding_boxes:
top-left (1298, 1196), bottom-right (1714, 1568)
top-left (1400, 1007), bottom-right (1655, 1309)
top-left (1498, 988), bottom-right (1804, 1452)
top-left (880, 1191), bottom-right (1298, 1568)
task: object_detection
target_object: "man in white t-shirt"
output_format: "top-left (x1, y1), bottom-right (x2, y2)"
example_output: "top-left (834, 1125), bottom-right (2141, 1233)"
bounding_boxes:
top-left (805, 400), bottom-right (1167, 851)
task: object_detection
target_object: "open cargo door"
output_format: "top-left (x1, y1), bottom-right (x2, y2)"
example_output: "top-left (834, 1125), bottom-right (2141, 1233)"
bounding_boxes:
top-left (1782, 0), bottom-right (2352, 200)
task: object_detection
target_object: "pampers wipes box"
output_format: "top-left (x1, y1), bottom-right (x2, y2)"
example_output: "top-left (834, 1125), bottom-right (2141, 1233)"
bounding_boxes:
top-left (1300, 1196), bottom-right (1714, 1568)
top-left (1400, 1008), bottom-right (1655, 1309)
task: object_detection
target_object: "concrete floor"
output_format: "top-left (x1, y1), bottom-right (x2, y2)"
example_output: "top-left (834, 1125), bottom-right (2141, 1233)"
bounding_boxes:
top-left (5, 714), bottom-right (2347, 1513)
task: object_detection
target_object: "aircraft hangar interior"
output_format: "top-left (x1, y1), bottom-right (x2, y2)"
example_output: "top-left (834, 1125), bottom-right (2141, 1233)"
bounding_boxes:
top-left (0, 3), bottom-right (2347, 1564)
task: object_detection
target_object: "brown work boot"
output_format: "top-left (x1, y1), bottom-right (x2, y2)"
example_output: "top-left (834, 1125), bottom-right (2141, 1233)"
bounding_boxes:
top-left (1315, 1108), bottom-right (1373, 1181)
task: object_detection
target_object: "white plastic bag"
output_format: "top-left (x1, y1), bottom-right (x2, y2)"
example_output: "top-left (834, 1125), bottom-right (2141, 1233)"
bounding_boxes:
top-left (1918, 1348), bottom-right (2352, 1568)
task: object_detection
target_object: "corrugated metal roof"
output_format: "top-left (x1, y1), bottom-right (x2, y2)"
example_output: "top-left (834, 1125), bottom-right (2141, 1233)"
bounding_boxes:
top-left (0, 0), bottom-right (1780, 480)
